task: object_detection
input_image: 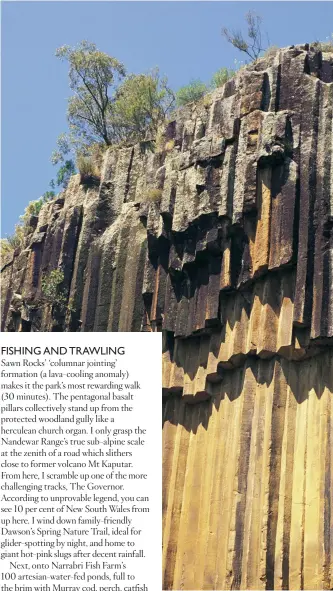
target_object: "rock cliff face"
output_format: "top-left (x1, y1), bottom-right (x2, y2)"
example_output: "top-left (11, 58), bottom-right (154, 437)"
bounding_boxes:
top-left (2, 44), bottom-right (333, 589)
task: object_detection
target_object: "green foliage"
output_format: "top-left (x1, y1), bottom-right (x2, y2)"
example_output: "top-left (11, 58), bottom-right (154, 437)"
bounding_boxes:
top-left (1, 238), bottom-right (15, 258)
top-left (41, 269), bottom-right (67, 309)
top-left (1, 227), bottom-right (25, 257)
top-left (56, 41), bottom-right (126, 147)
top-left (8, 228), bottom-right (25, 246)
top-left (210, 67), bottom-right (235, 89)
top-left (52, 43), bottom-right (175, 185)
top-left (19, 192), bottom-right (55, 227)
top-left (51, 43), bottom-right (177, 189)
top-left (51, 133), bottom-right (72, 165)
top-left (222, 11), bottom-right (266, 61)
top-left (176, 80), bottom-right (207, 106)
top-left (2, 192), bottom-right (55, 260)
top-left (112, 69), bottom-right (175, 143)
top-left (56, 160), bottom-right (76, 188)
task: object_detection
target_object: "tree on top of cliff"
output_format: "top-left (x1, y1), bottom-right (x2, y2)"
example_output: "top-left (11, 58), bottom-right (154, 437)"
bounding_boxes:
top-left (112, 69), bottom-right (175, 143)
top-left (55, 41), bottom-right (126, 147)
top-left (52, 42), bottom-right (175, 165)
top-left (222, 11), bottom-right (266, 61)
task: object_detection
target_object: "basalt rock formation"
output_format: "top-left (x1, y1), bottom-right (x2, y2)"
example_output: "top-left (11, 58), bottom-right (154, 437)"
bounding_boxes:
top-left (2, 44), bottom-right (333, 590)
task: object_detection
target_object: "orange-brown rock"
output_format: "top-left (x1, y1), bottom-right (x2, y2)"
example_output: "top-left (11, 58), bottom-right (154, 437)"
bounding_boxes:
top-left (1, 44), bottom-right (333, 590)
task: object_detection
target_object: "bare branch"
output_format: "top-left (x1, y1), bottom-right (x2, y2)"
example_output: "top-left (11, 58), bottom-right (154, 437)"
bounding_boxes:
top-left (222, 11), bottom-right (267, 61)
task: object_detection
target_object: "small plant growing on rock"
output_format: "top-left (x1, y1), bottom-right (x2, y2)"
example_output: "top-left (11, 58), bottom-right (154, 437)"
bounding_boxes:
top-left (1, 238), bottom-right (15, 259)
top-left (1, 192), bottom-right (55, 263)
top-left (203, 94), bottom-right (213, 109)
top-left (41, 269), bottom-right (67, 310)
top-left (144, 188), bottom-right (163, 203)
top-left (20, 193), bottom-right (54, 227)
top-left (211, 67), bottom-right (235, 89)
top-left (77, 154), bottom-right (100, 177)
top-left (312, 35), bottom-right (333, 53)
top-left (176, 80), bottom-right (207, 106)
top-left (76, 154), bottom-right (101, 185)
top-left (67, 296), bottom-right (76, 313)
top-left (2, 226), bottom-right (25, 254)
top-left (6, 231), bottom-right (24, 249)
top-left (164, 139), bottom-right (175, 152)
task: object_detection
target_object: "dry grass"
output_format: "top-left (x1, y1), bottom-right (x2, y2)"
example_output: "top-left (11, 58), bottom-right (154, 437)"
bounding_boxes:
top-left (312, 39), bottom-right (333, 53)
top-left (76, 154), bottom-right (101, 178)
top-left (144, 188), bottom-right (163, 203)
top-left (202, 93), bottom-right (213, 109)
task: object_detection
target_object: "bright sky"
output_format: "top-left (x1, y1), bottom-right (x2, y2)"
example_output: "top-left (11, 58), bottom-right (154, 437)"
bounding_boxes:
top-left (2, 1), bottom-right (333, 236)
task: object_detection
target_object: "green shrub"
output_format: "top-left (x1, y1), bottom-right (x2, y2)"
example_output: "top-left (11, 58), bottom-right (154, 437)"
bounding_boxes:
top-left (56, 160), bottom-right (76, 188)
top-left (19, 193), bottom-right (55, 227)
top-left (7, 230), bottom-right (24, 248)
top-left (113, 69), bottom-right (175, 144)
top-left (41, 269), bottom-right (67, 309)
top-left (1, 238), bottom-right (15, 258)
top-left (2, 227), bottom-right (26, 254)
top-left (211, 67), bottom-right (235, 89)
top-left (1, 191), bottom-right (55, 261)
top-left (176, 80), bottom-right (207, 106)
